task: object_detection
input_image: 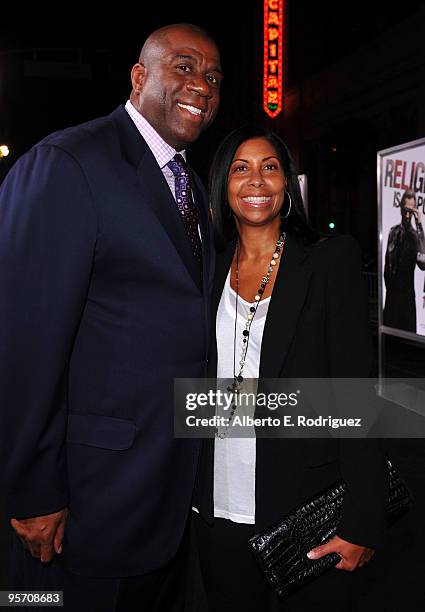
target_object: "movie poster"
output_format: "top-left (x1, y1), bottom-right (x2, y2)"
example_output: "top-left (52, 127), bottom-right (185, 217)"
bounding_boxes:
top-left (379, 138), bottom-right (425, 338)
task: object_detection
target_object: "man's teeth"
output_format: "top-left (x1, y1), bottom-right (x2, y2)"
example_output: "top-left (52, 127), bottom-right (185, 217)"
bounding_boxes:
top-left (178, 103), bottom-right (203, 116)
top-left (242, 196), bottom-right (271, 203)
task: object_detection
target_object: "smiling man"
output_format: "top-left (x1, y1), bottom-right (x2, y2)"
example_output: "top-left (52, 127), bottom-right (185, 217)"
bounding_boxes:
top-left (0, 23), bottom-right (222, 612)
top-left (131, 24), bottom-right (222, 150)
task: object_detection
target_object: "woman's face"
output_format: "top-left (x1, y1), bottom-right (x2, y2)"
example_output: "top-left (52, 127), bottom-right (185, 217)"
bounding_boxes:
top-left (227, 137), bottom-right (287, 228)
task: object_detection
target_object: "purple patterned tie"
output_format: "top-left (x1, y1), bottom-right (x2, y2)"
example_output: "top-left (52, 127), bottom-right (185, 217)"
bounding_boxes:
top-left (167, 154), bottom-right (202, 265)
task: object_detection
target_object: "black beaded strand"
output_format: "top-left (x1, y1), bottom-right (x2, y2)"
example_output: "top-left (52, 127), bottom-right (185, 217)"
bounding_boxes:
top-left (216, 232), bottom-right (286, 439)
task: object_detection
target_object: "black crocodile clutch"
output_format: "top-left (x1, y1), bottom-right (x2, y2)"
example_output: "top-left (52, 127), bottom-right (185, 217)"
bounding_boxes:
top-left (248, 458), bottom-right (412, 599)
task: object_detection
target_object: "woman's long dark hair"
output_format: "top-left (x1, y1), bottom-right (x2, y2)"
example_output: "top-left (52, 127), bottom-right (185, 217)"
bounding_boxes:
top-left (209, 124), bottom-right (319, 251)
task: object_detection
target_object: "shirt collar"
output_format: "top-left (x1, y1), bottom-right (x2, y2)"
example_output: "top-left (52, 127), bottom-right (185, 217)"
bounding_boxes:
top-left (125, 100), bottom-right (186, 168)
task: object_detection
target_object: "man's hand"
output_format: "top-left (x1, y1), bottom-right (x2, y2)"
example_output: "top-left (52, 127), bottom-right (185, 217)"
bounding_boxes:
top-left (411, 206), bottom-right (423, 227)
top-left (307, 534), bottom-right (374, 571)
top-left (11, 508), bottom-right (69, 563)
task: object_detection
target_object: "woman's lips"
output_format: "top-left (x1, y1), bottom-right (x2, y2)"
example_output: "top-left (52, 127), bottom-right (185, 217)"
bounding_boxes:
top-left (240, 196), bottom-right (273, 208)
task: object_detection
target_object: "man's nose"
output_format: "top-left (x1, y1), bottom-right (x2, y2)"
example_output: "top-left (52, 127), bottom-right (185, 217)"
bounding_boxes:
top-left (187, 74), bottom-right (212, 97)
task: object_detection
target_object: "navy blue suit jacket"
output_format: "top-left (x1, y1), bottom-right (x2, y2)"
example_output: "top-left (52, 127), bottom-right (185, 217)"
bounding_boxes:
top-left (0, 105), bottom-right (213, 577)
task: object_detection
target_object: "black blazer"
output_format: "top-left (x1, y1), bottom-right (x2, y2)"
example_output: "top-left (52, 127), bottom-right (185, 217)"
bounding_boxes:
top-left (0, 106), bottom-right (213, 576)
top-left (194, 233), bottom-right (388, 549)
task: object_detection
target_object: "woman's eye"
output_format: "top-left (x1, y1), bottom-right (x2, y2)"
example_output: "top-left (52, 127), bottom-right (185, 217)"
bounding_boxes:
top-left (206, 74), bottom-right (218, 84)
top-left (177, 65), bottom-right (191, 72)
top-left (233, 165), bottom-right (247, 172)
top-left (265, 163), bottom-right (277, 170)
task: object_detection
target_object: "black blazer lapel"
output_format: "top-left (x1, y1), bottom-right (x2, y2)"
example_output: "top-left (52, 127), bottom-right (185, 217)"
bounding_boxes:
top-left (208, 236), bottom-right (311, 378)
top-left (207, 242), bottom-right (235, 376)
top-left (259, 234), bottom-right (311, 378)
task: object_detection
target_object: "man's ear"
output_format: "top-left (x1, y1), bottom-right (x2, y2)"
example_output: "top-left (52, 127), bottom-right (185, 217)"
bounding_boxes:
top-left (130, 63), bottom-right (146, 93)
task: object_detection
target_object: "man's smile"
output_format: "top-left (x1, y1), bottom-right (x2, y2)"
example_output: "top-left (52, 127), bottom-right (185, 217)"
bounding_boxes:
top-left (177, 102), bottom-right (206, 120)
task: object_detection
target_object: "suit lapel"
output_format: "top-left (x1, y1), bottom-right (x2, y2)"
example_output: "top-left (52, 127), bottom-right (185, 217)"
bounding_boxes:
top-left (136, 150), bottom-right (203, 288)
top-left (110, 105), bottom-right (203, 290)
top-left (259, 234), bottom-right (311, 377)
top-left (191, 171), bottom-right (212, 289)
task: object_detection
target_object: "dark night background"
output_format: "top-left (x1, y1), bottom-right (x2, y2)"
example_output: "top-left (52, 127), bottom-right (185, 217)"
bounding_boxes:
top-left (1, 2), bottom-right (425, 609)
top-left (1, 0), bottom-right (425, 260)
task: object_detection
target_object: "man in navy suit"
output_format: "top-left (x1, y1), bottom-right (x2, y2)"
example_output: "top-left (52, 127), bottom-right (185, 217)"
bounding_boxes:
top-left (0, 23), bottom-right (222, 611)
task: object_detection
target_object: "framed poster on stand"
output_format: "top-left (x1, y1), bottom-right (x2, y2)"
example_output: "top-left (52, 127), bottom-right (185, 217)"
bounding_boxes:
top-left (378, 137), bottom-right (425, 379)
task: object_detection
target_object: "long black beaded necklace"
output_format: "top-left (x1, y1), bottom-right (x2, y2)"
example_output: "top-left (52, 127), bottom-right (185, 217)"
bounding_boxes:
top-left (216, 232), bottom-right (286, 439)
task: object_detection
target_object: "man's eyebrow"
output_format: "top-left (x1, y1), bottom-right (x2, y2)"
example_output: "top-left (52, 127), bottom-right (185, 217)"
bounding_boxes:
top-left (172, 54), bottom-right (223, 75)
top-left (172, 54), bottom-right (196, 62)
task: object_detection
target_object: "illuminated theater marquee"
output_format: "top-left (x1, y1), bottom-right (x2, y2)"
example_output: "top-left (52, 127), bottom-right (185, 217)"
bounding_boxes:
top-left (264, 0), bottom-right (284, 119)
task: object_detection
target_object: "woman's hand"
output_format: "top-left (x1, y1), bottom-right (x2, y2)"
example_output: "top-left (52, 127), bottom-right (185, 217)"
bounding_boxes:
top-left (307, 535), bottom-right (374, 571)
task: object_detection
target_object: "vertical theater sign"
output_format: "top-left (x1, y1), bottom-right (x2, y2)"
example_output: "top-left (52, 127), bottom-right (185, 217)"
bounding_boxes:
top-left (264, 0), bottom-right (284, 119)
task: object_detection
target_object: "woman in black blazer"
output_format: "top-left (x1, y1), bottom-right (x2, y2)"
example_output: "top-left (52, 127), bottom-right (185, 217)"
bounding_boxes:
top-left (192, 125), bottom-right (388, 611)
